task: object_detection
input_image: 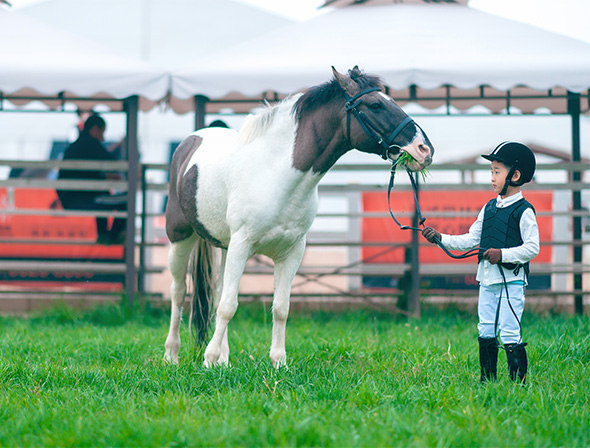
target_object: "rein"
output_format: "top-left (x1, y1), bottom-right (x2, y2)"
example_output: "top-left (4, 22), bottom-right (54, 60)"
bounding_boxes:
top-left (387, 163), bottom-right (480, 259)
top-left (345, 87), bottom-right (414, 161)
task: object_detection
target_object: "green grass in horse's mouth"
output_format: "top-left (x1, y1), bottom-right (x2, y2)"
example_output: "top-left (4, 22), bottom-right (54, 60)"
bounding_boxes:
top-left (394, 151), bottom-right (430, 182)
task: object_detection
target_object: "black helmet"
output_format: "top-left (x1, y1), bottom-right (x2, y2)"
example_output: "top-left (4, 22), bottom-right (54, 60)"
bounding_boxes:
top-left (482, 141), bottom-right (536, 185)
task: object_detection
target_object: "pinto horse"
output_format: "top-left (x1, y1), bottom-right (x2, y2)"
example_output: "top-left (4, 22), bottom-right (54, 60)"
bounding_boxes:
top-left (164, 66), bottom-right (434, 367)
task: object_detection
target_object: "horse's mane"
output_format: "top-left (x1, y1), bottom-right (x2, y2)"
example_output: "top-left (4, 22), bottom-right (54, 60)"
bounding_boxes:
top-left (238, 97), bottom-right (299, 145)
top-left (292, 68), bottom-right (384, 122)
top-left (237, 69), bottom-right (383, 144)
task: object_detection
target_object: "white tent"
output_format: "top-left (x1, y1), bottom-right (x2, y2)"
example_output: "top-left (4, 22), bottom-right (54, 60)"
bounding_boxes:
top-left (16, 0), bottom-right (294, 70)
top-left (0, 8), bottom-right (169, 111)
top-left (169, 2), bottom-right (590, 114)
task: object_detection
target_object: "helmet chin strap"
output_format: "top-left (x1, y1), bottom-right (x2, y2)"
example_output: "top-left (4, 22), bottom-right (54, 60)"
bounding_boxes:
top-left (499, 165), bottom-right (517, 196)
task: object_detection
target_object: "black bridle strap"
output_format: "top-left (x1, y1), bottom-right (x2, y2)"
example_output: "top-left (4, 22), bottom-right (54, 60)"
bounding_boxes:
top-left (345, 88), bottom-right (415, 160)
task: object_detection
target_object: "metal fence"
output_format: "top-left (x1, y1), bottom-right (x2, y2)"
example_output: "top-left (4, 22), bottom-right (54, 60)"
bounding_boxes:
top-left (1, 159), bottom-right (588, 314)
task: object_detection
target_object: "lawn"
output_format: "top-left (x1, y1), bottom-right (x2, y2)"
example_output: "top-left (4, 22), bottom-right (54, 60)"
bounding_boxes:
top-left (1, 302), bottom-right (589, 447)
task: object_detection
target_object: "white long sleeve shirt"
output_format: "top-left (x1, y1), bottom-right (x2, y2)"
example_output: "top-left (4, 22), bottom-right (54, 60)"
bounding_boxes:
top-left (440, 192), bottom-right (540, 286)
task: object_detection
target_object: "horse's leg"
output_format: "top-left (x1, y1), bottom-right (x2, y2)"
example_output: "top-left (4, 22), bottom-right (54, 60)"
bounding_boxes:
top-left (215, 249), bottom-right (231, 365)
top-left (204, 234), bottom-right (250, 367)
top-left (164, 234), bottom-right (197, 363)
top-left (269, 238), bottom-right (306, 368)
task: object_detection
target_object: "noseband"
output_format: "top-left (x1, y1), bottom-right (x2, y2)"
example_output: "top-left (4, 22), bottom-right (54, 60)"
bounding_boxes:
top-left (345, 87), bottom-right (415, 161)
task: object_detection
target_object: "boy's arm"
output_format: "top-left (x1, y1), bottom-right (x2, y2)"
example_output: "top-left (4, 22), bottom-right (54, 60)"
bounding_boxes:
top-left (501, 208), bottom-right (540, 264)
top-left (423, 206), bottom-right (485, 252)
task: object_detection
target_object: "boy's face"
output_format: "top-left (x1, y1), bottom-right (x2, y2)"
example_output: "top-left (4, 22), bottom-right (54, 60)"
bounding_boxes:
top-left (490, 160), bottom-right (510, 195)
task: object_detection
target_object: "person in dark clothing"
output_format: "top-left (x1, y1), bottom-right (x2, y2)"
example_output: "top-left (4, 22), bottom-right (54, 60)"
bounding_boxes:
top-left (57, 114), bottom-right (126, 244)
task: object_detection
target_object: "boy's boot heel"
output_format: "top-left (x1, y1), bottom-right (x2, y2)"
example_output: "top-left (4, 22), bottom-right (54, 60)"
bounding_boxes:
top-left (478, 337), bottom-right (499, 382)
top-left (505, 342), bottom-right (528, 384)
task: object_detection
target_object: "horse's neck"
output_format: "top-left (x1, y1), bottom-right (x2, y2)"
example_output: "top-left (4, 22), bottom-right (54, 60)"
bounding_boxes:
top-left (292, 107), bottom-right (349, 175)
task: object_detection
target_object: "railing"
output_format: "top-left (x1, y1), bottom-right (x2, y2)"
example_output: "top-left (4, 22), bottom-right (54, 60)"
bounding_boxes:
top-left (1, 159), bottom-right (589, 313)
top-left (138, 161), bottom-right (590, 314)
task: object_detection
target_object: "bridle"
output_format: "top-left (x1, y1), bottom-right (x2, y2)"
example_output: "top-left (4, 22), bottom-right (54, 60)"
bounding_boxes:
top-left (345, 87), bottom-right (415, 161)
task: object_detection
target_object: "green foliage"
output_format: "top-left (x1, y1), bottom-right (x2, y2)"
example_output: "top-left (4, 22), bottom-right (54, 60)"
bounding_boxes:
top-left (394, 151), bottom-right (430, 182)
top-left (0, 304), bottom-right (588, 447)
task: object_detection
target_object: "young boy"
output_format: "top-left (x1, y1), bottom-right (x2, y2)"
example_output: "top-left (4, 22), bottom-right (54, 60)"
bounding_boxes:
top-left (422, 142), bottom-right (540, 384)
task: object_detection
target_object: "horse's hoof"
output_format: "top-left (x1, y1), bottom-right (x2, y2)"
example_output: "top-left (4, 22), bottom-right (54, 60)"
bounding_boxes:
top-left (270, 352), bottom-right (287, 369)
top-left (203, 348), bottom-right (220, 368)
top-left (163, 350), bottom-right (179, 365)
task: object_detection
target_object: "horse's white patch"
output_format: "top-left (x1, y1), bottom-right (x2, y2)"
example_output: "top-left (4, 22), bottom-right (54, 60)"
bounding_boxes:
top-left (379, 92), bottom-right (396, 103)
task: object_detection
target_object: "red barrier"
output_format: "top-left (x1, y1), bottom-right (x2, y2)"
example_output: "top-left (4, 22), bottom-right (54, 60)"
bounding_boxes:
top-left (362, 190), bottom-right (553, 264)
top-left (0, 188), bottom-right (124, 290)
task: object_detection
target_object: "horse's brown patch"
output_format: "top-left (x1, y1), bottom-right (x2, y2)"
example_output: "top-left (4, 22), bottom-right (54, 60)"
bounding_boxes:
top-left (166, 135), bottom-right (200, 243)
top-left (179, 164), bottom-right (223, 247)
top-left (292, 103), bottom-right (347, 174)
top-left (165, 134), bottom-right (223, 247)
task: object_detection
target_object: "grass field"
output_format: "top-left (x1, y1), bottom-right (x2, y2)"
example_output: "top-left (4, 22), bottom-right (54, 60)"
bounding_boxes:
top-left (1, 302), bottom-right (589, 447)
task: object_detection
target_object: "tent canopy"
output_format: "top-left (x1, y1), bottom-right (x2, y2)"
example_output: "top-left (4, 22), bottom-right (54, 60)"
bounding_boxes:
top-left (0, 8), bottom-right (169, 112)
top-left (16, 0), bottom-right (294, 70)
top-left (170, 3), bottom-right (590, 114)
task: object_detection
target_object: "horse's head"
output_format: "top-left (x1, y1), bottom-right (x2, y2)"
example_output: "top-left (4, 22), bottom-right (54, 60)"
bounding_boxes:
top-left (333, 66), bottom-right (434, 171)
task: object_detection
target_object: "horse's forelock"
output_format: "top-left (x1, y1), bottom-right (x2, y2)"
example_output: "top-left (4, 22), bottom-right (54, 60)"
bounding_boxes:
top-left (293, 71), bottom-right (384, 122)
top-left (348, 70), bottom-right (384, 92)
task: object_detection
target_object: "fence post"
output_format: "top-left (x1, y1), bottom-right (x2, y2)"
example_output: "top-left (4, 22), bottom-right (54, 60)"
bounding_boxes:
top-left (124, 95), bottom-right (139, 306)
top-left (409, 177), bottom-right (421, 318)
top-left (194, 95), bottom-right (208, 131)
top-left (138, 164), bottom-right (147, 296)
top-left (568, 91), bottom-right (584, 315)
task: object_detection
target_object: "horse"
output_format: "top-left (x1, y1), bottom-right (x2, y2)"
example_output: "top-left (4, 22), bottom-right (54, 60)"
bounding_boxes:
top-left (164, 66), bottom-right (435, 367)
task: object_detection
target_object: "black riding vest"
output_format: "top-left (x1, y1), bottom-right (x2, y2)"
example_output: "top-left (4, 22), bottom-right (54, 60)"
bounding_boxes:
top-left (478, 198), bottom-right (535, 276)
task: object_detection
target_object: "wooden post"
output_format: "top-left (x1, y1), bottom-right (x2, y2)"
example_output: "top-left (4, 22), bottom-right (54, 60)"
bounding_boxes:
top-left (568, 91), bottom-right (584, 314)
top-left (194, 95), bottom-right (208, 131)
top-left (124, 95), bottom-right (139, 306)
top-left (409, 176), bottom-right (421, 318)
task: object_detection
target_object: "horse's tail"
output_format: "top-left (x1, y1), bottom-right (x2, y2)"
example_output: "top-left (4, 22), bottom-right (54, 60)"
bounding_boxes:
top-left (190, 237), bottom-right (216, 345)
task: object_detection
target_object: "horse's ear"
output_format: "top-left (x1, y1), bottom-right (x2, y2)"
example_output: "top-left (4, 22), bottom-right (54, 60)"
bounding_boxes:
top-left (332, 66), bottom-right (359, 97)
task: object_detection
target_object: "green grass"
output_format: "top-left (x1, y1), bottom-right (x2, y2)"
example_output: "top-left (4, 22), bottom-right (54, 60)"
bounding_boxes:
top-left (394, 151), bottom-right (430, 182)
top-left (1, 302), bottom-right (589, 447)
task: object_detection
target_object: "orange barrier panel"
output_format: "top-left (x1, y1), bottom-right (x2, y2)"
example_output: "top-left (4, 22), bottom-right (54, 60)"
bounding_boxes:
top-left (0, 188), bottom-right (124, 290)
top-left (362, 190), bottom-right (553, 264)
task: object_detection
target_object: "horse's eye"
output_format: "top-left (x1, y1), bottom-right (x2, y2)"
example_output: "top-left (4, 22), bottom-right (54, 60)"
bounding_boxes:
top-left (369, 103), bottom-right (383, 110)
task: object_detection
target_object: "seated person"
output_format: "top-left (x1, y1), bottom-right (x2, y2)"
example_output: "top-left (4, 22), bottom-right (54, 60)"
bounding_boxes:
top-left (57, 114), bottom-right (126, 244)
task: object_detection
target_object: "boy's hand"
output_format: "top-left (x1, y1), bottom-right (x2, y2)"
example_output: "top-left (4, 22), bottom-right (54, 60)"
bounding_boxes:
top-left (483, 248), bottom-right (502, 264)
top-left (422, 227), bottom-right (441, 244)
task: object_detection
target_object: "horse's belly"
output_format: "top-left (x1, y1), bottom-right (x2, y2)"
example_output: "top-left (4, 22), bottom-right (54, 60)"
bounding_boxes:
top-left (245, 199), bottom-right (318, 258)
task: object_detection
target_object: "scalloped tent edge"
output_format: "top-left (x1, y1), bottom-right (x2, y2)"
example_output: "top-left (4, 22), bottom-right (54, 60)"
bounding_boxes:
top-left (168, 3), bottom-right (590, 116)
top-left (0, 8), bottom-right (169, 112)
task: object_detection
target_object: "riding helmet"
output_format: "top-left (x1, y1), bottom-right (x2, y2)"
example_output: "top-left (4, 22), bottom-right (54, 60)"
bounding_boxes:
top-left (482, 141), bottom-right (536, 185)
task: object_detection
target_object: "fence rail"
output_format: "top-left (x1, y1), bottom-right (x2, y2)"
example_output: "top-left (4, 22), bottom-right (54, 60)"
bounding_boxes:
top-left (1, 158), bottom-right (588, 313)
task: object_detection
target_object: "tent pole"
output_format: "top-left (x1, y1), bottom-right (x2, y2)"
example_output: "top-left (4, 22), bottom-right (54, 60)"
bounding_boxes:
top-left (567, 91), bottom-right (583, 315)
top-left (124, 95), bottom-right (139, 307)
top-left (194, 95), bottom-right (208, 131)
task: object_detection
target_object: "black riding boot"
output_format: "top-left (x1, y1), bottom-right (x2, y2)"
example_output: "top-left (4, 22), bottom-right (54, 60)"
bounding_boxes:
top-left (478, 337), bottom-right (499, 382)
top-left (505, 342), bottom-right (528, 384)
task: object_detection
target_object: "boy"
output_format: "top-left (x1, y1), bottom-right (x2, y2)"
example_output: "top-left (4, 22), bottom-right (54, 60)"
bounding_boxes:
top-left (422, 142), bottom-right (540, 384)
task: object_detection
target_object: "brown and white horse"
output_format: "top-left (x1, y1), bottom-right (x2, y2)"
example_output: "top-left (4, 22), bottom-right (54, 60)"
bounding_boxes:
top-left (164, 66), bottom-right (434, 367)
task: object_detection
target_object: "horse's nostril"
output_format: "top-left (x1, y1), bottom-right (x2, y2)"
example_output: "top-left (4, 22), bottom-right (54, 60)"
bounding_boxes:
top-left (420, 144), bottom-right (431, 155)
